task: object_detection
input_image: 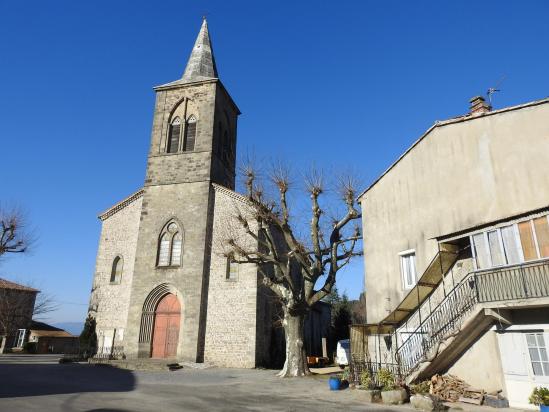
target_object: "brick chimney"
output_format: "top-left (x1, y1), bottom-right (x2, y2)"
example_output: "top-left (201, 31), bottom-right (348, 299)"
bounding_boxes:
top-left (469, 95), bottom-right (491, 115)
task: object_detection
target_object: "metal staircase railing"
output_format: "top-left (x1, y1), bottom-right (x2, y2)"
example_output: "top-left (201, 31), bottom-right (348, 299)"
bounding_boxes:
top-left (396, 258), bottom-right (549, 375)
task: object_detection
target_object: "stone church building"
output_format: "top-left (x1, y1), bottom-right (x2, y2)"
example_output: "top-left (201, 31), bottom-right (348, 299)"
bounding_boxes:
top-left (88, 20), bottom-right (282, 367)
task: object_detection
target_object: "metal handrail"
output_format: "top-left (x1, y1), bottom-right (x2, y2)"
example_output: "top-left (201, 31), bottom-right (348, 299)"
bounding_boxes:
top-left (395, 258), bottom-right (549, 374)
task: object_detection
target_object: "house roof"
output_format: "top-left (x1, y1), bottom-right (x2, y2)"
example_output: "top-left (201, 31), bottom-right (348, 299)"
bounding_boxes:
top-left (29, 321), bottom-right (75, 338)
top-left (358, 96), bottom-right (549, 200)
top-left (0, 278), bottom-right (39, 293)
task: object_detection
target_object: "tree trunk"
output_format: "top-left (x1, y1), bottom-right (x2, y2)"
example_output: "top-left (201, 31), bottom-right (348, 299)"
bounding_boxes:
top-left (277, 309), bottom-right (311, 377)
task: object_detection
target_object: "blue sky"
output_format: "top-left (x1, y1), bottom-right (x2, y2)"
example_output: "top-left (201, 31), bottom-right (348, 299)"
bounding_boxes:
top-left (1, 1), bottom-right (548, 324)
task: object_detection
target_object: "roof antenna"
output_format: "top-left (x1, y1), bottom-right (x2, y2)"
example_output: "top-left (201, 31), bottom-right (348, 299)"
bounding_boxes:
top-left (487, 75), bottom-right (507, 106)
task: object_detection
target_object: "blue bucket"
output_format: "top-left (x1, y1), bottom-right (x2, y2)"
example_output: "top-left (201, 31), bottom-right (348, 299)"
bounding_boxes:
top-left (540, 405), bottom-right (549, 412)
top-left (329, 377), bottom-right (341, 391)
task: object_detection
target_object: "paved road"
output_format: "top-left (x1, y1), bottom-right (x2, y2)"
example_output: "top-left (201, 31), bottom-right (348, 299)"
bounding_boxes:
top-left (0, 353), bottom-right (61, 364)
top-left (0, 356), bottom-right (405, 412)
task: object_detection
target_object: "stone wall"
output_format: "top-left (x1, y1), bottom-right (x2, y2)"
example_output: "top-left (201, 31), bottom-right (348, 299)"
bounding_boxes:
top-left (204, 186), bottom-right (260, 368)
top-left (89, 193), bottom-right (142, 348)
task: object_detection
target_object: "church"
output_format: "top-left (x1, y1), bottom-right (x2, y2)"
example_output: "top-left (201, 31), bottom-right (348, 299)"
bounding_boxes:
top-left (88, 19), bottom-right (283, 367)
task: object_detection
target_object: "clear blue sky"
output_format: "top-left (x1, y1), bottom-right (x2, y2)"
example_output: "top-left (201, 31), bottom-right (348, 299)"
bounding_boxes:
top-left (1, 1), bottom-right (548, 324)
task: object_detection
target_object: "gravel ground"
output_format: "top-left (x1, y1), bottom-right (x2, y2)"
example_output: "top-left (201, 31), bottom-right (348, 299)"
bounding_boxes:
top-left (0, 357), bottom-right (407, 412)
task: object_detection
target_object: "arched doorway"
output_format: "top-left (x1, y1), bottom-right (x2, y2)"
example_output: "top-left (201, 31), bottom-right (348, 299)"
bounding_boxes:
top-left (151, 293), bottom-right (181, 358)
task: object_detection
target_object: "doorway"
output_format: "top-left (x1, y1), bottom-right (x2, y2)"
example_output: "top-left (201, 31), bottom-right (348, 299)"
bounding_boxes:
top-left (151, 293), bottom-right (181, 358)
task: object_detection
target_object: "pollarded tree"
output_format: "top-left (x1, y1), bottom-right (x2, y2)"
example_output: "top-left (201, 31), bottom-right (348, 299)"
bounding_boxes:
top-left (0, 206), bottom-right (33, 259)
top-left (220, 165), bottom-right (362, 377)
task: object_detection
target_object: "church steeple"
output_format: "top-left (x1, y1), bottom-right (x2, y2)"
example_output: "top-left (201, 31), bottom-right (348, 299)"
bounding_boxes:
top-left (181, 19), bottom-right (218, 83)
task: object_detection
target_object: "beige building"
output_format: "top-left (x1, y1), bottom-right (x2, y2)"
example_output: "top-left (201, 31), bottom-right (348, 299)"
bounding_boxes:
top-left (357, 96), bottom-right (549, 408)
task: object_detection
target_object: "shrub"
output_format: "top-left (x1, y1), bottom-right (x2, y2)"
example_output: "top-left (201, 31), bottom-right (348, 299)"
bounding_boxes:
top-left (360, 370), bottom-right (373, 389)
top-left (378, 368), bottom-right (396, 391)
top-left (23, 342), bottom-right (37, 354)
top-left (341, 367), bottom-right (351, 382)
top-left (529, 387), bottom-right (549, 406)
top-left (410, 380), bottom-right (430, 395)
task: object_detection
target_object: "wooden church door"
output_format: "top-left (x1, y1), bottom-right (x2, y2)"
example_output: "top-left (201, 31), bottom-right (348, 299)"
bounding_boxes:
top-left (151, 293), bottom-right (181, 358)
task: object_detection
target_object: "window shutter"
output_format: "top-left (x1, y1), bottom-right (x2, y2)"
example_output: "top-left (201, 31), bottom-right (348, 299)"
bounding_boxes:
top-left (501, 225), bottom-right (521, 264)
top-left (184, 121), bottom-right (196, 152)
top-left (533, 217), bottom-right (549, 258)
top-left (518, 221), bottom-right (538, 261)
top-left (167, 124), bottom-right (181, 153)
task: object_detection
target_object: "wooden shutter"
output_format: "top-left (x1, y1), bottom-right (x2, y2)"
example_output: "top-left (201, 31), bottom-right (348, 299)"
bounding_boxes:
top-left (518, 221), bottom-right (538, 261)
top-left (184, 122), bottom-right (196, 151)
top-left (533, 217), bottom-right (549, 258)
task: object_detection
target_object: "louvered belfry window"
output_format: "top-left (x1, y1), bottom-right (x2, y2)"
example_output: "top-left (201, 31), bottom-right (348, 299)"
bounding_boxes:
top-left (183, 115), bottom-right (197, 152)
top-left (167, 118), bottom-right (181, 153)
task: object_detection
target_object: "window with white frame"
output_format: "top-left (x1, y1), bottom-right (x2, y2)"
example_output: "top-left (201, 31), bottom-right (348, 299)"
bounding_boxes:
top-left (526, 333), bottom-right (549, 376)
top-left (399, 250), bottom-right (417, 289)
top-left (471, 215), bottom-right (549, 270)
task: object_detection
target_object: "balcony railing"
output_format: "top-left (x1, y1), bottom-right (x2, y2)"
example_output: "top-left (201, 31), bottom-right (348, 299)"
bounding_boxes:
top-left (396, 258), bottom-right (549, 374)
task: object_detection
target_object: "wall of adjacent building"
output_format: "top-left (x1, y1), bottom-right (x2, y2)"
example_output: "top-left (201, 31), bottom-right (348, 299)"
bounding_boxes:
top-left (446, 330), bottom-right (506, 393)
top-left (90, 194), bottom-right (142, 349)
top-left (360, 101), bottom-right (549, 323)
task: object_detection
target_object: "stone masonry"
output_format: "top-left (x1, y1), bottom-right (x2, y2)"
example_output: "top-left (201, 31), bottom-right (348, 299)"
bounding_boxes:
top-left (88, 20), bottom-right (280, 368)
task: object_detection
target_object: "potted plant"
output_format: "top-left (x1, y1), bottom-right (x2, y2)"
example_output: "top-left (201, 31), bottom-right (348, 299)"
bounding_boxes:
top-left (329, 374), bottom-right (342, 391)
top-left (359, 370), bottom-right (381, 402)
top-left (379, 368), bottom-right (408, 405)
top-left (529, 387), bottom-right (549, 412)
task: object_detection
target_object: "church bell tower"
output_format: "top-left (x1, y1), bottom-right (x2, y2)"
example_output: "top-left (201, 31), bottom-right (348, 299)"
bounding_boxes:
top-left (123, 19), bottom-right (241, 362)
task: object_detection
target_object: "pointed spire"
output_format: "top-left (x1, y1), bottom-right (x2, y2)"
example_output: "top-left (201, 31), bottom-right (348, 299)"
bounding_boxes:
top-left (181, 19), bottom-right (218, 83)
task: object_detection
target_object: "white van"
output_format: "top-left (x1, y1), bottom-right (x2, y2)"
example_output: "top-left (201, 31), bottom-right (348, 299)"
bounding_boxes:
top-left (336, 339), bottom-right (350, 367)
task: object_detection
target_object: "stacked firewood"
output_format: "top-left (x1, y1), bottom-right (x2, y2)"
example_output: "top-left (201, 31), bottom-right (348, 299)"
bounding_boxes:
top-left (430, 374), bottom-right (485, 404)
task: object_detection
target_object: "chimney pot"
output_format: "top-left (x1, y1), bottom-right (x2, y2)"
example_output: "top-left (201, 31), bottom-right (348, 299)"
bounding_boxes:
top-left (469, 95), bottom-right (491, 115)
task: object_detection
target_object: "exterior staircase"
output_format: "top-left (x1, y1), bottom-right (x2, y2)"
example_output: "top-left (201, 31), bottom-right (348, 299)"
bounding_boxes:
top-left (395, 258), bottom-right (549, 383)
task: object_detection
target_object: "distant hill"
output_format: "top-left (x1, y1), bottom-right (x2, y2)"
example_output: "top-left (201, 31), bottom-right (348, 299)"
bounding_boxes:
top-left (53, 322), bottom-right (84, 336)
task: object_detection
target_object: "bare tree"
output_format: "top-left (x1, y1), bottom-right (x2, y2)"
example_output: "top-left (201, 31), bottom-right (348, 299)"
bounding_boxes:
top-left (220, 163), bottom-right (362, 377)
top-left (0, 206), bottom-right (33, 259)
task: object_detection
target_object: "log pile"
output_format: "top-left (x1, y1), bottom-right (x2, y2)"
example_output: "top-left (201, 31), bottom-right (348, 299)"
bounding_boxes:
top-left (429, 374), bottom-right (485, 404)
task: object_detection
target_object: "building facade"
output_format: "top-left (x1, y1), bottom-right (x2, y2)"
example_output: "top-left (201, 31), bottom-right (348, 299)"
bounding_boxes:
top-left (0, 278), bottom-right (39, 353)
top-left (358, 96), bottom-right (549, 408)
top-left (88, 20), bottom-right (296, 368)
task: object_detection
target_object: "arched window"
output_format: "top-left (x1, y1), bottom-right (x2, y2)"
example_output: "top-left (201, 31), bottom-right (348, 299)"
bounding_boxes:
top-left (171, 232), bottom-right (182, 266)
top-left (158, 233), bottom-right (171, 266)
top-left (167, 117), bottom-right (181, 153)
top-left (110, 256), bottom-right (123, 284)
top-left (226, 257), bottom-right (238, 281)
top-left (183, 115), bottom-right (197, 152)
top-left (157, 221), bottom-right (183, 267)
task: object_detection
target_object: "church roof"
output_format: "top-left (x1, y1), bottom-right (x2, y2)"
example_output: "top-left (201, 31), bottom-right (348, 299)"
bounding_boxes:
top-left (181, 18), bottom-right (218, 83)
top-left (154, 19), bottom-right (221, 90)
top-left (98, 189), bottom-right (144, 221)
top-left (212, 183), bottom-right (251, 204)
